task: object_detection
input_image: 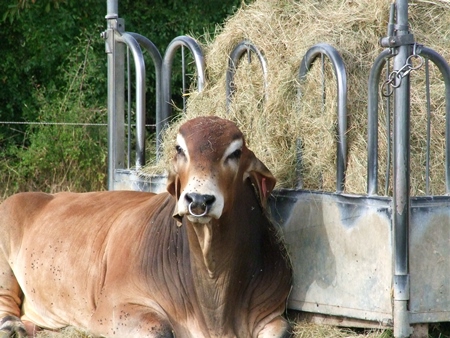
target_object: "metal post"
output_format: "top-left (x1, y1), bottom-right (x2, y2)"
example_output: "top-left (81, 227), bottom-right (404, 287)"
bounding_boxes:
top-left (104, 0), bottom-right (125, 190)
top-left (392, 0), bottom-right (412, 336)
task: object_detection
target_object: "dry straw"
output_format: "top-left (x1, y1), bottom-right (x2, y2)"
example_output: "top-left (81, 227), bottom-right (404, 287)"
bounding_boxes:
top-left (291, 320), bottom-right (390, 338)
top-left (145, 0), bottom-right (450, 196)
top-left (35, 322), bottom-right (390, 338)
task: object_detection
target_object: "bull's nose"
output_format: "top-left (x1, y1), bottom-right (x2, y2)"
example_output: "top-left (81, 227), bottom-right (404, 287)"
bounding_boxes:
top-left (185, 193), bottom-right (216, 217)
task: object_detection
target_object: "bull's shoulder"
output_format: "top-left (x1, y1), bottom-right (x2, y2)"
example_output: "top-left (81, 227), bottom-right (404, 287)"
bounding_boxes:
top-left (1, 191), bottom-right (54, 206)
top-left (0, 192), bottom-right (54, 221)
top-left (47, 191), bottom-right (175, 228)
top-left (0, 190), bottom-right (171, 231)
top-left (51, 190), bottom-right (157, 202)
top-left (0, 192), bottom-right (56, 253)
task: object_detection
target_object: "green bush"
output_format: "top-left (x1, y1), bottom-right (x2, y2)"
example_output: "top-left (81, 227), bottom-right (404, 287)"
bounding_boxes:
top-left (0, 0), bottom-right (247, 199)
top-left (1, 35), bottom-right (107, 198)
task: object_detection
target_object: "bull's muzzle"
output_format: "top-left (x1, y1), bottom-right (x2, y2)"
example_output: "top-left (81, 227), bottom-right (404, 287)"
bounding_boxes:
top-left (185, 193), bottom-right (216, 218)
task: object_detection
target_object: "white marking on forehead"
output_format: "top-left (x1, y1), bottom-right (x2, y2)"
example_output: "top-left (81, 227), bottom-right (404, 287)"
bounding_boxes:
top-left (222, 138), bottom-right (243, 160)
top-left (176, 133), bottom-right (189, 159)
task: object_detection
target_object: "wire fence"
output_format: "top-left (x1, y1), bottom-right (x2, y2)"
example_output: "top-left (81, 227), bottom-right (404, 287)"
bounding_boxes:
top-left (0, 121), bottom-right (108, 126)
top-left (0, 121), bottom-right (156, 127)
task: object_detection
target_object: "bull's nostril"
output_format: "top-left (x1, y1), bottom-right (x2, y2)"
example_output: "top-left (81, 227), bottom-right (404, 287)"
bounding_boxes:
top-left (203, 194), bottom-right (216, 207)
top-left (185, 193), bottom-right (194, 204)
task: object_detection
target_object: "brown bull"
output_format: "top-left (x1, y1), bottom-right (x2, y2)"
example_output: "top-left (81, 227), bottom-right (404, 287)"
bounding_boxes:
top-left (0, 116), bottom-right (292, 337)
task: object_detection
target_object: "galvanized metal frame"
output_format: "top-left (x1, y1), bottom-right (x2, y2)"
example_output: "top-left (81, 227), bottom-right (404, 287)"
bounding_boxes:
top-left (104, 1), bottom-right (205, 189)
top-left (366, 2), bottom-right (450, 336)
top-left (367, 45), bottom-right (450, 336)
top-left (105, 1), bottom-right (450, 337)
top-left (104, 1), bottom-right (162, 186)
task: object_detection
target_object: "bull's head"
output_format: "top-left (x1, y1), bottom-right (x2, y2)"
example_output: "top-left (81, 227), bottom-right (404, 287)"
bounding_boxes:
top-left (167, 116), bottom-right (276, 224)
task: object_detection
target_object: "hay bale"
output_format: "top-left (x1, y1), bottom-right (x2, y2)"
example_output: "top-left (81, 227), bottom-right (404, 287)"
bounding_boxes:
top-left (145, 0), bottom-right (450, 196)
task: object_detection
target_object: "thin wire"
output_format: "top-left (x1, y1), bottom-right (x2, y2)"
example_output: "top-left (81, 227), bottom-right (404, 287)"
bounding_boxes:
top-left (0, 121), bottom-right (107, 126)
top-left (0, 121), bottom-right (156, 127)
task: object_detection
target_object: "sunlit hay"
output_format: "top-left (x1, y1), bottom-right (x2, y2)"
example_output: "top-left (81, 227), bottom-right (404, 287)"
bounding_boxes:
top-left (36, 327), bottom-right (93, 338)
top-left (144, 0), bottom-right (450, 196)
top-left (297, 61), bottom-right (339, 191)
top-left (291, 320), bottom-right (391, 338)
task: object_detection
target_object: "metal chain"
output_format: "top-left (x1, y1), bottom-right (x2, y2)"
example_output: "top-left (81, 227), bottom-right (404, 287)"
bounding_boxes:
top-left (382, 44), bottom-right (424, 97)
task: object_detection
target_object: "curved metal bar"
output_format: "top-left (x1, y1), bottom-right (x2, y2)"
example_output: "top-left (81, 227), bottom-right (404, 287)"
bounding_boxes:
top-left (367, 49), bottom-right (393, 196)
top-left (117, 32), bottom-right (146, 169)
top-left (419, 47), bottom-right (450, 194)
top-left (161, 36), bottom-right (206, 128)
top-left (127, 32), bottom-right (164, 160)
top-left (298, 43), bottom-right (348, 193)
top-left (225, 40), bottom-right (268, 112)
top-left (425, 58), bottom-right (431, 195)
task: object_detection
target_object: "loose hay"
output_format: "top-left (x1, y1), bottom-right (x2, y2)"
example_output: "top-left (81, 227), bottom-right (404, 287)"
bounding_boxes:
top-left (144, 0), bottom-right (450, 196)
top-left (292, 321), bottom-right (391, 338)
top-left (36, 327), bottom-right (93, 338)
top-left (34, 322), bottom-right (391, 338)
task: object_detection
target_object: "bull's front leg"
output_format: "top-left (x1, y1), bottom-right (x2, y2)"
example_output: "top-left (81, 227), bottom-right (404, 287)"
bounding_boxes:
top-left (90, 303), bottom-right (175, 337)
top-left (257, 316), bottom-right (292, 338)
top-left (0, 258), bottom-right (27, 338)
top-left (0, 316), bottom-right (27, 338)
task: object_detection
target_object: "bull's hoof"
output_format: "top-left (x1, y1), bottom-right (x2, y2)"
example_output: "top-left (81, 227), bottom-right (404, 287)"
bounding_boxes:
top-left (0, 316), bottom-right (27, 338)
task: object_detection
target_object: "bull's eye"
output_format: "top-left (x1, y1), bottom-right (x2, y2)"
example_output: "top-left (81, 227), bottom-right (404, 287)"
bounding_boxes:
top-left (227, 148), bottom-right (242, 161)
top-left (175, 145), bottom-right (185, 157)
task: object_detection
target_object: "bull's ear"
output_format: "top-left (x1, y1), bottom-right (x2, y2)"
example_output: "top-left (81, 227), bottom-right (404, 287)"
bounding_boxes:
top-left (245, 153), bottom-right (276, 208)
top-left (166, 171), bottom-right (180, 198)
top-left (167, 171), bottom-right (183, 225)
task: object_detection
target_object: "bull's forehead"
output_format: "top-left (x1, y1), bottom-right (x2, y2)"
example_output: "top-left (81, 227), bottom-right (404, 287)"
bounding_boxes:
top-left (178, 116), bottom-right (243, 158)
